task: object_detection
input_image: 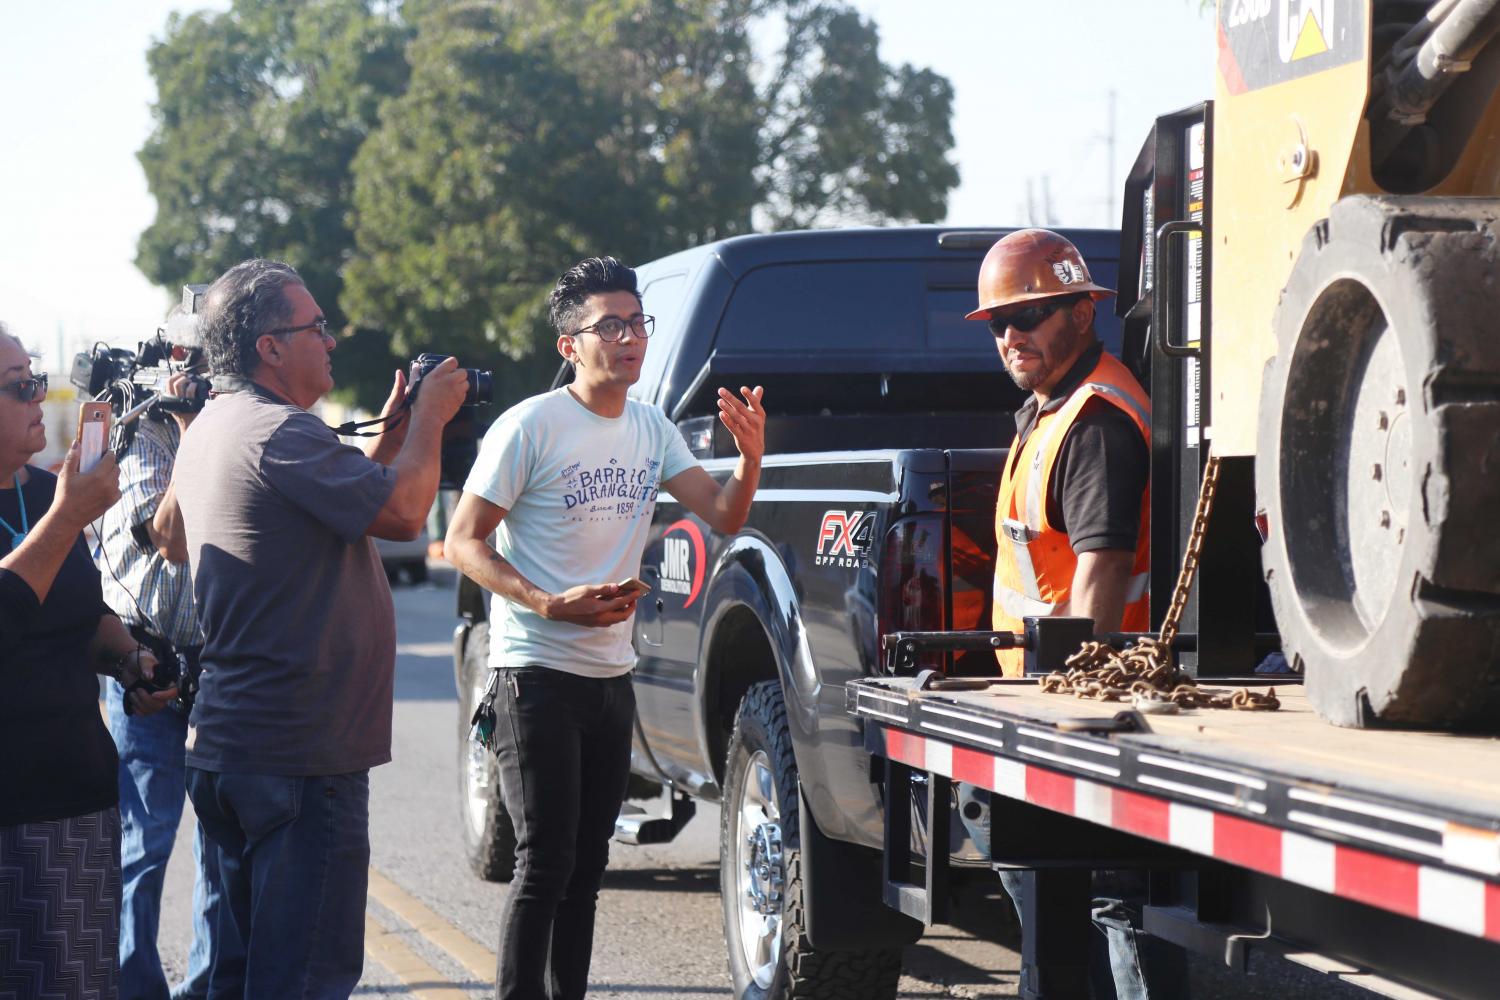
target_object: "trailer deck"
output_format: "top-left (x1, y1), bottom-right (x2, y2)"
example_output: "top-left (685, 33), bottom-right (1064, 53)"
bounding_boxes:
top-left (849, 677), bottom-right (1500, 951)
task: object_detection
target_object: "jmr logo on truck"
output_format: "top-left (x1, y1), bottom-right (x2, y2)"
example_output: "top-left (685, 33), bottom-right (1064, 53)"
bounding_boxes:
top-left (816, 510), bottom-right (875, 567)
top-left (659, 518), bottom-right (705, 606)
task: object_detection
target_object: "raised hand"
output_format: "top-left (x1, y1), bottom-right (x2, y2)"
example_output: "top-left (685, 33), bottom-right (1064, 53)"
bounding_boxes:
top-left (716, 385), bottom-right (765, 462)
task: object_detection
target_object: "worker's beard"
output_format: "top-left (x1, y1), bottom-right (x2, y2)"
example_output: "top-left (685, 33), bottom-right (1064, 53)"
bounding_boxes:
top-left (1005, 314), bottom-right (1090, 393)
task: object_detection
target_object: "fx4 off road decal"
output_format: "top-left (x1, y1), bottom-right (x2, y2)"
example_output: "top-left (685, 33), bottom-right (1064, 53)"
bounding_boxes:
top-left (816, 510), bottom-right (875, 568)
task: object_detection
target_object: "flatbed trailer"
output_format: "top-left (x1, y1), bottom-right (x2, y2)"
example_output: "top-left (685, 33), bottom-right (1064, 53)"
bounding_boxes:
top-left (848, 675), bottom-right (1500, 999)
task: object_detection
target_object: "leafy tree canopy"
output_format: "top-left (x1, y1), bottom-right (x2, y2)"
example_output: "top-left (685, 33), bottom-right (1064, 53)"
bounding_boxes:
top-left (138, 0), bottom-right (958, 410)
top-left (137, 0), bottom-right (414, 395)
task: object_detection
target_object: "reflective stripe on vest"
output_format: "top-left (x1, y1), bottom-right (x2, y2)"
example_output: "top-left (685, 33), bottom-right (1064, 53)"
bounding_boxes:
top-left (993, 569), bottom-right (1148, 622)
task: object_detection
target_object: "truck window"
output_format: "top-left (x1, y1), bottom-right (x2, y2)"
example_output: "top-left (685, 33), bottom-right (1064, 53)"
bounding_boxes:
top-left (717, 262), bottom-right (946, 356)
top-left (717, 259), bottom-right (1123, 361)
top-left (631, 271), bottom-right (689, 404)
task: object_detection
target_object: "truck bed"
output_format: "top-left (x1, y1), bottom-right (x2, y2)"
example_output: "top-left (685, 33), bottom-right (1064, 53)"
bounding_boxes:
top-left (849, 676), bottom-right (1500, 946)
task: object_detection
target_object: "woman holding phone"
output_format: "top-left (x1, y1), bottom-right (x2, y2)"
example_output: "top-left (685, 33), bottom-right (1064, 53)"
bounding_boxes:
top-left (0, 325), bottom-right (173, 998)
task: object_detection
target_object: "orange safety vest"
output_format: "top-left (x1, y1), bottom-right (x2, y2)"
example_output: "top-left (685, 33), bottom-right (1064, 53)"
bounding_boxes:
top-left (992, 351), bottom-right (1151, 676)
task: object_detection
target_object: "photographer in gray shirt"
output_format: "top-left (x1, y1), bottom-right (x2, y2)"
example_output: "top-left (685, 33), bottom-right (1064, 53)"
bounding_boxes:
top-left (158, 259), bottom-right (468, 997)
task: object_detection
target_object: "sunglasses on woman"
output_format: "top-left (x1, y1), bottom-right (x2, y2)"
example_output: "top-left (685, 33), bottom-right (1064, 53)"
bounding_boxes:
top-left (0, 374), bottom-right (47, 402)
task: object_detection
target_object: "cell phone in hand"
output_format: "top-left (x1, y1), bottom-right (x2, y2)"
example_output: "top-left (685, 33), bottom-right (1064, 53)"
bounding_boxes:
top-left (617, 577), bottom-right (651, 597)
top-left (76, 402), bottom-right (112, 472)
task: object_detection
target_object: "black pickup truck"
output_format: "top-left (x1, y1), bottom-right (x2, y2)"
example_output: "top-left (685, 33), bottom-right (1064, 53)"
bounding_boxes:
top-left (453, 225), bottom-right (1123, 999)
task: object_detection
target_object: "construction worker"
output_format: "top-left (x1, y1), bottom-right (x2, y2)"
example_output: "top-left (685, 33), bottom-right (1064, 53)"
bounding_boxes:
top-left (967, 229), bottom-right (1181, 999)
top-left (968, 228), bottom-right (1149, 676)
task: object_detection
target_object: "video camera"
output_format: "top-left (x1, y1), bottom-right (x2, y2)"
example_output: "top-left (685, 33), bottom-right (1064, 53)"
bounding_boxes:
top-left (70, 285), bottom-right (211, 425)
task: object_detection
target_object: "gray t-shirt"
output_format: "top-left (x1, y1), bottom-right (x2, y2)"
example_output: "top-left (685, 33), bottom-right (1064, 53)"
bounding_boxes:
top-left (174, 383), bottom-right (397, 775)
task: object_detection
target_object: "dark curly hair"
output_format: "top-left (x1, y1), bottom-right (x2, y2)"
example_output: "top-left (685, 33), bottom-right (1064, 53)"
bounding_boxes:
top-left (547, 256), bottom-right (640, 337)
top-left (197, 259), bottom-right (304, 377)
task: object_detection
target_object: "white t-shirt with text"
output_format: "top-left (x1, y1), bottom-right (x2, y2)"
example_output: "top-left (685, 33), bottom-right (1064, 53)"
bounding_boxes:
top-left (463, 387), bottom-right (698, 677)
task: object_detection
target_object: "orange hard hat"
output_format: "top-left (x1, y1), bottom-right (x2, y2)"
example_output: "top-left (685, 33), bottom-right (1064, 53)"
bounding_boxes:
top-left (965, 229), bottom-right (1115, 321)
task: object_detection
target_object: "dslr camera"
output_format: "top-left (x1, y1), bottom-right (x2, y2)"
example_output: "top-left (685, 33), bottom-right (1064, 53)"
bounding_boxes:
top-left (409, 352), bottom-right (493, 407)
top-left (71, 285), bottom-right (212, 422)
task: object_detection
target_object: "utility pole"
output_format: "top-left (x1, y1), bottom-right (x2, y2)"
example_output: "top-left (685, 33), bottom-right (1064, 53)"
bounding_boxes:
top-left (1041, 175), bottom-right (1055, 226)
top-left (1026, 179), bottom-right (1037, 225)
top-left (1105, 88), bottom-right (1117, 228)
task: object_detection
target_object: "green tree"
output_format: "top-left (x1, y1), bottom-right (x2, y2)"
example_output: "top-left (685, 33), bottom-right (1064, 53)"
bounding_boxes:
top-left (138, 0), bottom-right (959, 410)
top-left (343, 0), bottom-right (959, 403)
top-left (341, 1), bottom-right (617, 401)
top-left (136, 0), bottom-right (413, 399)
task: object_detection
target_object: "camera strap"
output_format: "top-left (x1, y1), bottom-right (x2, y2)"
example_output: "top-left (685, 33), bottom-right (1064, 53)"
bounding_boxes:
top-left (327, 409), bottom-right (408, 438)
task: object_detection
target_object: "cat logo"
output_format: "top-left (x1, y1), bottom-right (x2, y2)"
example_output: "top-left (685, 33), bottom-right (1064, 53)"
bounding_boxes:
top-left (1218, 0), bottom-right (1362, 95)
top-left (1280, 0), bottom-right (1334, 63)
top-left (1051, 260), bottom-right (1087, 286)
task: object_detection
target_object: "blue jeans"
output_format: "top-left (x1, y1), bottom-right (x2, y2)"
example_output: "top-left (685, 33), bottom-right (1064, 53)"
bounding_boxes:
top-left (107, 681), bottom-right (221, 1000)
top-left (492, 668), bottom-right (635, 1000)
top-left (185, 768), bottom-right (371, 1000)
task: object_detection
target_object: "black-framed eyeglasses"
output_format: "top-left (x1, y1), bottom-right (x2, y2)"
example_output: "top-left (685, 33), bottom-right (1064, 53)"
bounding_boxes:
top-left (571, 315), bottom-right (655, 342)
top-left (0, 373), bottom-right (47, 403)
top-left (987, 298), bottom-right (1076, 338)
top-left (264, 318), bottom-right (330, 339)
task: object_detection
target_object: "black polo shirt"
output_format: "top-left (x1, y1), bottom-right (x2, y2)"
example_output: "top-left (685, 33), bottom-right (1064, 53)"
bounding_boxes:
top-left (1011, 342), bottom-right (1149, 554)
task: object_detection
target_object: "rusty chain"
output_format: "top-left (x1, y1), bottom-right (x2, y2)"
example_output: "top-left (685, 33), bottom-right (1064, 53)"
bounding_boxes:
top-left (1039, 456), bottom-right (1280, 712)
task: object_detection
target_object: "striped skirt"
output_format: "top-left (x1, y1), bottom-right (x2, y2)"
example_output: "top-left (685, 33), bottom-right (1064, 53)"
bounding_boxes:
top-left (0, 807), bottom-right (121, 1000)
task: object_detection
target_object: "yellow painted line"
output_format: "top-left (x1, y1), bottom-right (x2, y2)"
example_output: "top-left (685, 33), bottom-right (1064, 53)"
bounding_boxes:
top-left (367, 866), bottom-right (497, 983)
top-left (363, 914), bottom-right (472, 1000)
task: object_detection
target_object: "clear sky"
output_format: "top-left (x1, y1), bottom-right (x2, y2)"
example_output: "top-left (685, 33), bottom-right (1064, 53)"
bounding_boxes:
top-left (0, 1), bottom-right (1215, 374)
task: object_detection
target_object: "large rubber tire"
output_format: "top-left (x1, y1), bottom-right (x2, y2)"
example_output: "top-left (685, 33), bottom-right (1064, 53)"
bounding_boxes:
top-left (455, 621), bottom-right (518, 881)
top-left (720, 681), bottom-right (901, 1000)
top-left (1259, 196), bottom-right (1500, 728)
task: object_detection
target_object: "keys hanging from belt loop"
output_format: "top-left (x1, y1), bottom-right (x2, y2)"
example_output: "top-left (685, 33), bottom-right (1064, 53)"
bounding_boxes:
top-left (469, 668), bottom-right (501, 752)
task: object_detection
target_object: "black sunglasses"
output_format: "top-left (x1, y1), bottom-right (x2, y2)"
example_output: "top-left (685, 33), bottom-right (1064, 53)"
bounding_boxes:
top-left (0, 373), bottom-right (47, 403)
top-left (987, 298), bottom-right (1078, 338)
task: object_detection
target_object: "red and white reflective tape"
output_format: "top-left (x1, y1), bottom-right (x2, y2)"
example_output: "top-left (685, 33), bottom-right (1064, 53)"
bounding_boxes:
top-left (881, 726), bottom-right (1500, 944)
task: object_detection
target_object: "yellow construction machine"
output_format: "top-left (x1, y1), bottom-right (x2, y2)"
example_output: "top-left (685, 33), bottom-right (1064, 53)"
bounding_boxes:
top-left (1117, 0), bottom-right (1500, 728)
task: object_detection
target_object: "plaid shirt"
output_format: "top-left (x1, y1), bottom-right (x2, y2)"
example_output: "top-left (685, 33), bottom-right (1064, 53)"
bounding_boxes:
top-left (96, 418), bottom-right (203, 648)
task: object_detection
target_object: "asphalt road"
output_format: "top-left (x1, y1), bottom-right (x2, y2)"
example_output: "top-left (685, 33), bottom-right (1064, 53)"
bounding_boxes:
top-left (144, 567), bottom-right (1363, 999)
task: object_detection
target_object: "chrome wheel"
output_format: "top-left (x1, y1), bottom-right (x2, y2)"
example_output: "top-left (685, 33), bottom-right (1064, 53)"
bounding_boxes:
top-left (732, 749), bottom-right (784, 990)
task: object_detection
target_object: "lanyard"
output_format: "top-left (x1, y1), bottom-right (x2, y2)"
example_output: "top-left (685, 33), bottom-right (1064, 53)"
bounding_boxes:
top-left (0, 473), bottom-right (28, 549)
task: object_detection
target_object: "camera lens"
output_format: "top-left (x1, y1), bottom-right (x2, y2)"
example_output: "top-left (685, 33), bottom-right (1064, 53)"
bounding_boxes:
top-left (468, 369), bottom-right (493, 406)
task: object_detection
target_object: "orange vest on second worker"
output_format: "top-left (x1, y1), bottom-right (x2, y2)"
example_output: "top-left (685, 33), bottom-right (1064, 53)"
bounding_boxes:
top-left (992, 351), bottom-right (1151, 676)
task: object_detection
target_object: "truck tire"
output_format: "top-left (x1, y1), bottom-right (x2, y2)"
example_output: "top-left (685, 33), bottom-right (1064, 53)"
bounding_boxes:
top-left (1259, 196), bottom-right (1500, 728)
top-left (456, 621), bottom-right (517, 881)
top-left (720, 681), bottom-right (901, 1000)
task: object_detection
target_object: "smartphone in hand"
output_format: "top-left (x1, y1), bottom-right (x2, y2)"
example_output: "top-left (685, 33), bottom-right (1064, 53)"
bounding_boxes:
top-left (77, 402), bottom-right (112, 472)
top-left (616, 576), bottom-right (651, 597)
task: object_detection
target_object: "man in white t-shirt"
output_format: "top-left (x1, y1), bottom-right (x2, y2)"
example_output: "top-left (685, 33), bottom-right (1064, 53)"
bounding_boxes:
top-left (445, 256), bottom-right (764, 1000)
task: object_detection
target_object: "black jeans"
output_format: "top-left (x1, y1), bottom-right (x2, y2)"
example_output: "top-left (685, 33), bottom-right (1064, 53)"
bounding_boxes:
top-left (493, 667), bottom-right (635, 1000)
